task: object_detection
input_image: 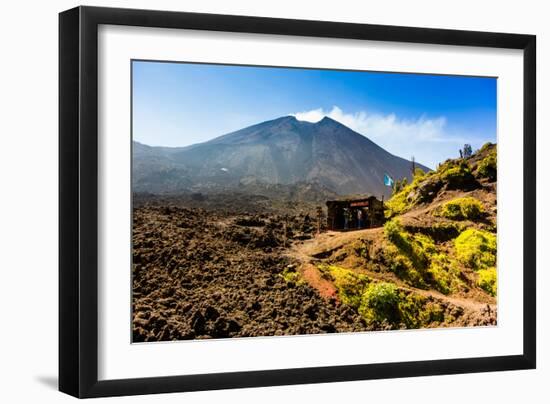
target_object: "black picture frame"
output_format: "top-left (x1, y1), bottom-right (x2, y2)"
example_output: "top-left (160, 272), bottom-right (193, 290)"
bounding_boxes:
top-left (59, 5), bottom-right (536, 398)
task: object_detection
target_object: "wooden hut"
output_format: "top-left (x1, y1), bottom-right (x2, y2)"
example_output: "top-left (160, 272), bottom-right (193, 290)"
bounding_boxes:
top-left (326, 196), bottom-right (385, 231)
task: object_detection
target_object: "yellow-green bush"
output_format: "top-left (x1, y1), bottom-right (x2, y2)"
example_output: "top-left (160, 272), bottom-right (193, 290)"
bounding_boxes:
top-left (385, 186), bottom-right (413, 217)
top-left (359, 282), bottom-right (400, 323)
top-left (477, 150), bottom-right (497, 181)
top-left (384, 219), bottom-right (435, 270)
top-left (385, 219), bottom-right (464, 294)
top-left (386, 249), bottom-right (427, 289)
top-left (479, 142), bottom-right (494, 153)
top-left (454, 229), bottom-right (496, 270)
top-left (385, 170), bottom-right (429, 217)
top-left (413, 167), bottom-right (427, 177)
top-left (477, 267), bottom-right (497, 296)
top-left (280, 266), bottom-right (304, 285)
top-left (398, 294), bottom-right (445, 328)
top-left (359, 283), bottom-right (446, 328)
top-left (427, 253), bottom-right (463, 295)
top-left (414, 221), bottom-right (463, 241)
top-left (384, 218), bottom-right (406, 246)
top-left (439, 160), bottom-right (476, 189)
top-left (435, 197), bottom-right (484, 221)
top-left (318, 264), bottom-right (370, 308)
top-left (385, 158), bottom-right (481, 218)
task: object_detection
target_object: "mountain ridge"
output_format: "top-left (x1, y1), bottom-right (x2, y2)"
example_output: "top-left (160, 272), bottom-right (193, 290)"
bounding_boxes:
top-left (133, 115), bottom-right (430, 197)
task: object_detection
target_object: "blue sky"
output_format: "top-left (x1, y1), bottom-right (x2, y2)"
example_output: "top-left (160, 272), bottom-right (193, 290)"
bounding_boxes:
top-left (132, 60), bottom-right (496, 169)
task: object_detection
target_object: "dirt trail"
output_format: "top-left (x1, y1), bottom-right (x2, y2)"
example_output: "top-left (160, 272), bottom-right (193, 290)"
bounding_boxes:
top-left (291, 228), bottom-right (382, 258)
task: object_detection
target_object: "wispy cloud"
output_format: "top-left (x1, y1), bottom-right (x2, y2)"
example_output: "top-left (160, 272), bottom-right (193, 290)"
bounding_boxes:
top-left (292, 106), bottom-right (476, 168)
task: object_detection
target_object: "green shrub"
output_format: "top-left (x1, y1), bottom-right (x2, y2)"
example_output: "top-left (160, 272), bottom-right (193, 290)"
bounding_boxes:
top-left (477, 150), bottom-right (497, 181)
top-left (385, 219), bottom-right (466, 293)
top-left (414, 167), bottom-right (427, 178)
top-left (351, 281), bottom-right (449, 328)
top-left (415, 233), bottom-right (437, 255)
top-left (387, 251), bottom-right (427, 289)
top-left (439, 160), bottom-right (477, 189)
top-left (438, 201), bottom-right (462, 220)
top-left (479, 142), bottom-right (494, 153)
top-left (384, 219), bottom-right (434, 270)
top-left (359, 284), bottom-right (446, 328)
top-left (477, 267), bottom-right (497, 296)
top-left (420, 301), bottom-right (445, 324)
top-left (405, 222), bottom-right (463, 242)
top-left (436, 197), bottom-right (484, 221)
top-left (427, 253), bottom-right (463, 295)
top-left (318, 265), bottom-right (369, 308)
top-left (392, 178), bottom-right (409, 194)
top-left (359, 282), bottom-right (400, 323)
top-left (454, 229), bottom-right (496, 270)
top-left (280, 266), bottom-right (304, 285)
top-left (397, 292), bottom-right (427, 328)
top-left (384, 219), bottom-right (407, 247)
top-left (385, 169), bottom-right (430, 217)
top-left (385, 188), bottom-right (412, 217)
top-left (398, 294), bottom-right (445, 328)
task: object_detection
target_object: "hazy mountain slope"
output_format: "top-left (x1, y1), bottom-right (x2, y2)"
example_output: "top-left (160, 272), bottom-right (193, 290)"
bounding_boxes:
top-left (133, 116), bottom-right (429, 197)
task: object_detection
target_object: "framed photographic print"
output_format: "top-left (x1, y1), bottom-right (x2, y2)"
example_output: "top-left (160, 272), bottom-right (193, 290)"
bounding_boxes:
top-left (59, 6), bottom-right (536, 398)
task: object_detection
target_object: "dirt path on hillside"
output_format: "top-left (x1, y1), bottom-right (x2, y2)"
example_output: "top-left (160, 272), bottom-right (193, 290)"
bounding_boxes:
top-left (287, 229), bottom-right (496, 314)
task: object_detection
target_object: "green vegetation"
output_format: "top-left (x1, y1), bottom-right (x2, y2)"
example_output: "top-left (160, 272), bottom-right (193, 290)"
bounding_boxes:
top-left (477, 149), bottom-right (497, 181)
top-left (280, 265), bottom-right (304, 285)
top-left (435, 197), bottom-right (484, 221)
top-left (384, 219), bottom-right (433, 269)
top-left (359, 282), bottom-right (400, 323)
top-left (316, 265), bottom-right (450, 328)
top-left (382, 219), bottom-right (497, 298)
top-left (427, 253), bottom-right (463, 295)
top-left (384, 219), bottom-right (434, 269)
top-left (385, 190), bottom-right (410, 218)
top-left (479, 142), bottom-right (494, 153)
top-left (358, 282), bottom-right (446, 328)
top-left (454, 229), bottom-right (496, 271)
top-left (318, 264), bottom-right (370, 308)
top-left (384, 219), bottom-right (464, 294)
top-left (385, 155), bottom-right (481, 218)
top-left (413, 167), bottom-right (426, 177)
top-left (386, 250), bottom-right (426, 289)
top-left (385, 169), bottom-right (428, 217)
top-left (412, 221), bottom-right (464, 242)
top-left (397, 294), bottom-right (445, 328)
top-left (439, 160), bottom-right (476, 189)
top-left (392, 177), bottom-right (408, 194)
top-left (477, 267), bottom-right (497, 296)
top-left (328, 145), bottom-right (498, 327)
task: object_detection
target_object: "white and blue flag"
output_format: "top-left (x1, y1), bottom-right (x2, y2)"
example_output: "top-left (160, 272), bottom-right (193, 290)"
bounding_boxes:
top-left (383, 174), bottom-right (394, 187)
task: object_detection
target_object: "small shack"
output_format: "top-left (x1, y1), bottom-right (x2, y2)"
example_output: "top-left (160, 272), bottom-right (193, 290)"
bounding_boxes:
top-left (326, 196), bottom-right (385, 231)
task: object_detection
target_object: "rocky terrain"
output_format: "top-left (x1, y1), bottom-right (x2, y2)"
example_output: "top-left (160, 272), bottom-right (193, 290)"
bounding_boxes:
top-left (132, 143), bottom-right (498, 341)
top-left (132, 204), bottom-right (367, 341)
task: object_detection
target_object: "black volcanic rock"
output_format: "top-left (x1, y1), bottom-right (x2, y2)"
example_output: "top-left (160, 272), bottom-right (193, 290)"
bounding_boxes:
top-left (133, 116), bottom-right (429, 197)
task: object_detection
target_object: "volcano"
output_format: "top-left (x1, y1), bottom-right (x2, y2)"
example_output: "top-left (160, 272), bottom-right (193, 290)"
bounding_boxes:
top-left (133, 115), bottom-right (429, 197)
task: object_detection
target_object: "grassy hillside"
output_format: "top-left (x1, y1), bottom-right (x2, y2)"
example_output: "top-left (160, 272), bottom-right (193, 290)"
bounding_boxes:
top-left (290, 143), bottom-right (497, 330)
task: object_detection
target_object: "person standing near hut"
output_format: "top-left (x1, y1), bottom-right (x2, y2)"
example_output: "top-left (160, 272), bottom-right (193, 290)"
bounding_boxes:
top-left (343, 208), bottom-right (350, 230)
top-left (357, 209), bottom-right (364, 229)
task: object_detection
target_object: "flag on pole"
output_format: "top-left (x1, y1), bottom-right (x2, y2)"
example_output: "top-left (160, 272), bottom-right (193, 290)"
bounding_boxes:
top-left (384, 173), bottom-right (394, 187)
